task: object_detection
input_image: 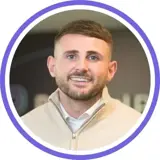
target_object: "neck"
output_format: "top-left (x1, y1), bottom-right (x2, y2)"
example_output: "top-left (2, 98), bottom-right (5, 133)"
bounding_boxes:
top-left (59, 90), bottom-right (102, 118)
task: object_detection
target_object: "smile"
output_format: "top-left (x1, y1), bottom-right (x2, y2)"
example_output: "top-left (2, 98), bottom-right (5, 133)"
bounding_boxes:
top-left (70, 76), bottom-right (91, 82)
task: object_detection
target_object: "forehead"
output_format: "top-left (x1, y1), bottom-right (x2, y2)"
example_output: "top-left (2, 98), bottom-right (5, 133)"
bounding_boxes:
top-left (54, 34), bottom-right (111, 55)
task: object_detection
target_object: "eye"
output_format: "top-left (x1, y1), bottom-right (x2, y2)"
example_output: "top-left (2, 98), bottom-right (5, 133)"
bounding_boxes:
top-left (66, 54), bottom-right (76, 60)
top-left (88, 55), bottom-right (99, 61)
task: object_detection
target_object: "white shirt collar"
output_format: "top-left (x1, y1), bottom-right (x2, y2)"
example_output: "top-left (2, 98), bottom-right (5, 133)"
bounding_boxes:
top-left (59, 98), bottom-right (104, 120)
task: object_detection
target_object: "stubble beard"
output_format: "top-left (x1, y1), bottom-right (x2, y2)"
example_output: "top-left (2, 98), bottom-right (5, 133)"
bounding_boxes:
top-left (55, 75), bottom-right (106, 101)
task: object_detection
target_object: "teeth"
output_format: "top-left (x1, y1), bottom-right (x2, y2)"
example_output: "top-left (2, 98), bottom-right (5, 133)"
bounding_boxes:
top-left (70, 77), bottom-right (90, 82)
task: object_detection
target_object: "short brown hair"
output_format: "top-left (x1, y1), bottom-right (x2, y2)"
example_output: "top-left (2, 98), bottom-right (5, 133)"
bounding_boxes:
top-left (54, 20), bottom-right (113, 57)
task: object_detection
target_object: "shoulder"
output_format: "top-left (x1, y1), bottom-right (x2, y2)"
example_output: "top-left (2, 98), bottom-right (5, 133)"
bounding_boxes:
top-left (109, 98), bottom-right (141, 122)
top-left (102, 87), bottom-right (141, 119)
top-left (116, 99), bottom-right (141, 116)
top-left (101, 97), bottom-right (141, 124)
top-left (22, 103), bottom-right (47, 118)
top-left (21, 101), bottom-right (55, 124)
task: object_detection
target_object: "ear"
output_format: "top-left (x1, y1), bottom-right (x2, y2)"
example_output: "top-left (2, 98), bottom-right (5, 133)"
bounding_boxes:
top-left (47, 56), bottom-right (56, 77)
top-left (107, 61), bottom-right (117, 82)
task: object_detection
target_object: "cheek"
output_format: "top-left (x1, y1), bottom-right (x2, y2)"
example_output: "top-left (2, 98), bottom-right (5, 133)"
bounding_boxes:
top-left (58, 60), bottom-right (75, 71)
top-left (55, 63), bottom-right (73, 77)
top-left (56, 60), bottom-right (66, 71)
top-left (95, 71), bottom-right (108, 80)
top-left (91, 64), bottom-right (108, 78)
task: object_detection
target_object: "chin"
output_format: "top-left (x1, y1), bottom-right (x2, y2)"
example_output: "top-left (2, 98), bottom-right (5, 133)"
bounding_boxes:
top-left (73, 87), bottom-right (91, 93)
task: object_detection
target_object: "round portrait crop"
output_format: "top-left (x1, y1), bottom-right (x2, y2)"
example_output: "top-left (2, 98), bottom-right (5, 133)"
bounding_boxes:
top-left (0, 1), bottom-right (160, 159)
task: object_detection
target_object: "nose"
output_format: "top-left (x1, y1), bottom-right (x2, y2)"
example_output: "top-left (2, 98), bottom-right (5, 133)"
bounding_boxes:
top-left (75, 59), bottom-right (88, 72)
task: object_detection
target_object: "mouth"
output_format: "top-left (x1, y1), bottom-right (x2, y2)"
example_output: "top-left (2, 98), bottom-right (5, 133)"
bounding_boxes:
top-left (69, 76), bottom-right (92, 87)
top-left (70, 76), bottom-right (92, 81)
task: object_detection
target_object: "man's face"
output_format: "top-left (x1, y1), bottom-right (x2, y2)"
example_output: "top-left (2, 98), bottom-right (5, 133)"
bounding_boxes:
top-left (47, 34), bottom-right (117, 100)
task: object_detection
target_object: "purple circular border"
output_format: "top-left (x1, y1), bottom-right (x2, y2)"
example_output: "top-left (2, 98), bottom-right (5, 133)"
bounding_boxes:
top-left (0, 0), bottom-right (160, 159)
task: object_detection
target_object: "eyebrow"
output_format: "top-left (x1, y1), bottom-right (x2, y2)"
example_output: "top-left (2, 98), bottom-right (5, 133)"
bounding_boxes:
top-left (63, 50), bottom-right (102, 56)
top-left (64, 50), bottom-right (79, 55)
top-left (86, 50), bottom-right (102, 56)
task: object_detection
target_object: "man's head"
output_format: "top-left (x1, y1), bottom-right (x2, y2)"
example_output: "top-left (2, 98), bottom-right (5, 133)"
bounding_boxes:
top-left (47, 20), bottom-right (117, 100)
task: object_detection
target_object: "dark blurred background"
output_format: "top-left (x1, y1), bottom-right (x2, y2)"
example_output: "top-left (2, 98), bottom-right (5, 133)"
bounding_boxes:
top-left (9, 10), bottom-right (150, 116)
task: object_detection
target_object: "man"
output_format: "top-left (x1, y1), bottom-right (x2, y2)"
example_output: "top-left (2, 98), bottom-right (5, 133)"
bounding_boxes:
top-left (22, 20), bottom-right (141, 150)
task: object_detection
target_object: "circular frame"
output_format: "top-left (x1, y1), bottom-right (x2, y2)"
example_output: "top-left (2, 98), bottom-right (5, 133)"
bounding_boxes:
top-left (0, 1), bottom-right (160, 159)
